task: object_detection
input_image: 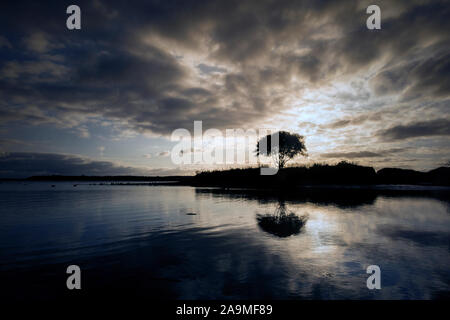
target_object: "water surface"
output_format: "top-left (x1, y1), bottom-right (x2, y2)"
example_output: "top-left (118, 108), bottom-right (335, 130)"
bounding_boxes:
top-left (0, 182), bottom-right (449, 300)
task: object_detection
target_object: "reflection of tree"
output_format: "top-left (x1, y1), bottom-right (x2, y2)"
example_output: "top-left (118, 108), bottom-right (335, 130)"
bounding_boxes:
top-left (256, 201), bottom-right (308, 237)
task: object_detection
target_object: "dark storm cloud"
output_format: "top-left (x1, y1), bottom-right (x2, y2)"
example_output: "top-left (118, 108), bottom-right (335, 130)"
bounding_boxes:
top-left (321, 148), bottom-right (406, 159)
top-left (322, 111), bottom-right (384, 129)
top-left (378, 119), bottom-right (450, 141)
top-left (321, 151), bottom-right (382, 158)
top-left (197, 64), bottom-right (227, 75)
top-left (0, 0), bottom-right (449, 136)
top-left (371, 50), bottom-right (450, 100)
top-left (0, 152), bottom-right (145, 178)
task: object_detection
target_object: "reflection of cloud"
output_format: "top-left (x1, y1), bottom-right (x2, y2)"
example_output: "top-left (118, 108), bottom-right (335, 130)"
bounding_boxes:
top-left (377, 225), bottom-right (450, 247)
top-left (23, 32), bottom-right (58, 53)
top-left (0, 35), bottom-right (12, 49)
top-left (2, 183), bottom-right (449, 299)
top-left (192, 191), bottom-right (450, 298)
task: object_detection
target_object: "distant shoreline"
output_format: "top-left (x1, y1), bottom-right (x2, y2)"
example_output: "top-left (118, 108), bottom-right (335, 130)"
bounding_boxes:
top-left (1, 163), bottom-right (449, 187)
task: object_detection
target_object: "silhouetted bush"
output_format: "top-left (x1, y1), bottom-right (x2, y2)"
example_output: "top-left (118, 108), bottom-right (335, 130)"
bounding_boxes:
top-left (19, 164), bottom-right (450, 186)
top-left (191, 162), bottom-right (450, 187)
top-left (192, 162), bottom-right (377, 187)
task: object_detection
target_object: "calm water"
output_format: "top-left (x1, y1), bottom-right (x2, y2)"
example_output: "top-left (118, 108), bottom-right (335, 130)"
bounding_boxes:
top-left (0, 182), bottom-right (449, 300)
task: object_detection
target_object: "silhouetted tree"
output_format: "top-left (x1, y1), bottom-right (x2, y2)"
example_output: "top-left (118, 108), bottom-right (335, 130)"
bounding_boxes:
top-left (256, 131), bottom-right (307, 169)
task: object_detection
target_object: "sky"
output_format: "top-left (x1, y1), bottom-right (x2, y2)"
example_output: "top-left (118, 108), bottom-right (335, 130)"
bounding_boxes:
top-left (0, 0), bottom-right (449, 177)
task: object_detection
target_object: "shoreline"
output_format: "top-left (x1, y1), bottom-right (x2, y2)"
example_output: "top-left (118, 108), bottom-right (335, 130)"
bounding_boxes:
top-left (3, 179), bottom-right (450, 192)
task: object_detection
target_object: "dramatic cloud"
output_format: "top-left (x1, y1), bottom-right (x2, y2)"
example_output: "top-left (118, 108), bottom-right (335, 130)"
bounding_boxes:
top-left (0, 0), bottom-right (448, 173)
top-left (321, 151), bottom-right (383, 159)
top-left (0, 152), bottom-right (145, 178)
top-left (378, 119), bottom-right (450, 141)
top-left (370, 50), bottom-right (450, 101)
top-left (157, 151), bottom-right (170, 157)
top-left (1, 1), bottom-right (448, 133)
top-left (322, 112), bottom-right (384, 129)
top-left (321, 148), bottom-right (406, 159)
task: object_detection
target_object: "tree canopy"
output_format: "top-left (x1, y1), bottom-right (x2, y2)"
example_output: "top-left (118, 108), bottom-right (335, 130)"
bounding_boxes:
top-left (256, 131), bottom-right (307, 169)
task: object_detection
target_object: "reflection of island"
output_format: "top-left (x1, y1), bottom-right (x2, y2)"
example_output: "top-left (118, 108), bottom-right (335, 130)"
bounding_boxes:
top-left (195, 187), bottom-right (379, 208)
top-left (195, 186), bottom-right (450, 208)
top-left (256, 202), bottom-right (308, 237)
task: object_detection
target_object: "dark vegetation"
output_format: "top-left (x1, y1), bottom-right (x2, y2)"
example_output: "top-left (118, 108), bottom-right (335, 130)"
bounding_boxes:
top-left (256, 131), bottom-right (307, 169)
top-left (3, 131), bottom-right (448, 187)
top-left (0, 161), bottom-right (450, 188)
top-left (2, 162), bottom-right (449, 187)
top-left (192, 162), bottom-right (450, 187)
